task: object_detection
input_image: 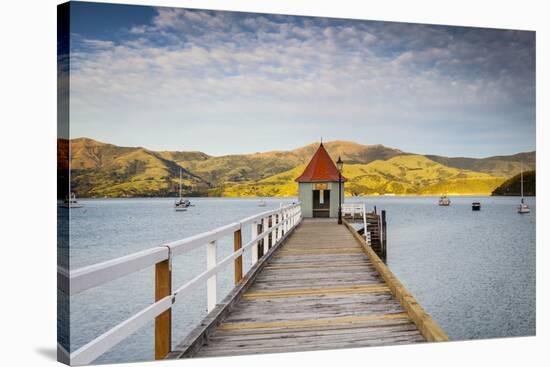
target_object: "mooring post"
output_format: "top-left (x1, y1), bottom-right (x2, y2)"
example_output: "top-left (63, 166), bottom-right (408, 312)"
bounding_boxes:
top-left (155, 258), bottom-right (172, 360)
top-left (234, 229), bottom-right (243, 285)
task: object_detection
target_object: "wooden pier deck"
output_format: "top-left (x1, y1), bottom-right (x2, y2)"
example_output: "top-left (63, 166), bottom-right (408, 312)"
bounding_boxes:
top-left (61, 203), bottom-right (446, 365)
top-left (169, 218), bottom-right (441, 358)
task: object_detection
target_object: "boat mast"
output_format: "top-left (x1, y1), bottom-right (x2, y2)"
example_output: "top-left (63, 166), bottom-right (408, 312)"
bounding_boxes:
top-left (179, 169), bottom-right (182, 200)
top-left (520, 162), bottom-right (524, 203)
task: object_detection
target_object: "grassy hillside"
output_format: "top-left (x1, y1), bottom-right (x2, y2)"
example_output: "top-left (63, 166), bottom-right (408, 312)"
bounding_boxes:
top-left (65, 137), bottom-right (533, 198)
top-left (220, 155), bottom-right (507, 197)
top-left (220, 165), bottom-right (307, 197)
top-left (426, 152), bottom-right (535, 177)
top-left (421, 177), bottom-right (507, 195)
top-left (70, 138), bottom-right (209, 198)
top-left (172, 141), bottom-right (404, 186)
top-left (492, 170), bottom-right (536, 196)
top-left (344, 155), bottom-right (505, 195)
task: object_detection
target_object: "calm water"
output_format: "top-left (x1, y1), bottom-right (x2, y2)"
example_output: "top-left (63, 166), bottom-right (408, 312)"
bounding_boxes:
top-left (59, 196), bottom-right (535, 364)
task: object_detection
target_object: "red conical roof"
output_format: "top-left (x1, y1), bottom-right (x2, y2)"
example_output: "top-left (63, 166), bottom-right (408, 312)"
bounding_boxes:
top-left (295, 143), bottom-right (347, 182)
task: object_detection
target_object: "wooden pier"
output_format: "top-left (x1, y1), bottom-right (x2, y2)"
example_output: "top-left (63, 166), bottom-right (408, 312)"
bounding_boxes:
top-left (169, 218), bottom-right (435, 358)
top-left (58, 202), bottom-right (447, 365)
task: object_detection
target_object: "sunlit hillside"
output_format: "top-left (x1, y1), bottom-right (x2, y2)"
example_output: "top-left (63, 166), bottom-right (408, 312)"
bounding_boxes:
top-left (70, 138), bottom-right (208, 197)
top-left (344, 155), bottom-right (506, 195)
top-left (220, 165), bottom-right (307, 197)
top-left (64, 138), bottom-right (534, 198)
top-left (220, 155), bottom-right (507, 197)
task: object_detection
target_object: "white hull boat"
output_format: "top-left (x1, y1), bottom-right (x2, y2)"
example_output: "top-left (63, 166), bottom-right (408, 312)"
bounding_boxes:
top-left (438, 196), bottom-right (451, 206)
top-left (518, 201), bottom-right (530, 214)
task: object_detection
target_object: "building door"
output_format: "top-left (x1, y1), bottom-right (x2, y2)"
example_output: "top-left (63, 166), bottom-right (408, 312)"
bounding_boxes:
top-left (312, 189), bottom-right (330, 217)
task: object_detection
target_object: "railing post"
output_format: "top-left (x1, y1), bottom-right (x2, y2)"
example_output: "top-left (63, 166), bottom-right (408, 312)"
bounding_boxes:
top-left (207, 240), bottom-right (217, 312)
top-left (258, 217), bottom-right (265, 258)
top-left (155, 258), bottom-right (171, 360)
top-left (251, 221), bottom-right (258, 264)
top-left (269, 215), bottom-right (274, 248)
top-left (234, 229), bottom-right (243, 285)
top-left (290, 207), bottom-right (293, 228)
top-left (273, 213), bottom-right (279, 245)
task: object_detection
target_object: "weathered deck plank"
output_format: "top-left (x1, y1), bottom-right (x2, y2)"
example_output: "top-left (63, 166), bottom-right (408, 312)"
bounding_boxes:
top-left (171, 219), bottom-right (427, 358)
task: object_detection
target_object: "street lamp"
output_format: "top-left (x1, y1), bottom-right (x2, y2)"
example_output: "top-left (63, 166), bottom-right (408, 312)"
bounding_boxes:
top-left (337, 156), bottom-right (344, 224)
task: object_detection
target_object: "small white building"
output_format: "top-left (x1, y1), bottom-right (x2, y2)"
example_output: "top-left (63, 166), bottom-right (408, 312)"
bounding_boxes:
top-left (295, 143), bottom-right (346, 218)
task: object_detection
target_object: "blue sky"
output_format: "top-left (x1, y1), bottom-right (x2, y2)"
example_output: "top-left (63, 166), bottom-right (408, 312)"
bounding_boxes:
top-left (65, 2), bottom-right (536, 157)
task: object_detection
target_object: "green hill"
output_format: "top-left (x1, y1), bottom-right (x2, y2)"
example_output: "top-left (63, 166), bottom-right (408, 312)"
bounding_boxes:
top-left (69, 138), bottom-right (209, 198)
top-left (62, 138), bottom-right (534, 198)
top-left (344, 155), bottom-right (506, 196)
top-left (221, 155), bottom-right (508, 197)
top-left (426, 152), bottom-right (535, 177)
top-left (171, 140), bottom-right (404, 187)
top-left (492, 170), bottom-right (536, 196)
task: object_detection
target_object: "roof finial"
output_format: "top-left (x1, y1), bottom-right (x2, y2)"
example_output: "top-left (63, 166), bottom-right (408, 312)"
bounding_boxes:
top-left (320, 136), bottom-right (323, 146)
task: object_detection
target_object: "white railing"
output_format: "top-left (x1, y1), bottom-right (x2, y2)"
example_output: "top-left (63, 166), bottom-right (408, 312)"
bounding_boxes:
top-left (58, 202), bottom-right (302, 365)
top-left (342, 203), bottom-right (368, 242)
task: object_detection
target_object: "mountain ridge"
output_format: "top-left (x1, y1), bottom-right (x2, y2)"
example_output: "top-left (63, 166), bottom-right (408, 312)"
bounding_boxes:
top-left (59, 137), bottom-right (535, 198)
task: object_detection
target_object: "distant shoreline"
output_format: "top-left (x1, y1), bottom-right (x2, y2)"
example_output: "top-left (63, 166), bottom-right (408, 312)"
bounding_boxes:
top-left (59, 194), bottom-right (536, 200)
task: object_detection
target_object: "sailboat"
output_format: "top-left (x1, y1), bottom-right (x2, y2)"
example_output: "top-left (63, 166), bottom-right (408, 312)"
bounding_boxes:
top-left (174, 169), bottom-right (190, 211)
top-left (61, 192), bottom-right (83, 208)
top-left (258, 197), bottom-right (266, 207)
top-left (517, 163), bottom-right (530, 214)
top-left (438, 195), bottom-right (451, 206)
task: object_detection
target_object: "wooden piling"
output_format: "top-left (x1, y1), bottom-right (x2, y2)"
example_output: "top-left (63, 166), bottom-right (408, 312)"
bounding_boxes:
top-left (234, 229), bottom-right (243, 285)
top-left (155, 259), bottom-right (172, 359)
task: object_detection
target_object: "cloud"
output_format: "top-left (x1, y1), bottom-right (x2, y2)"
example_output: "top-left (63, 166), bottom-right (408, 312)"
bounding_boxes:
top-left (67, 7), bottom-right (535, 156)
top-left (81, 39), bottom-right (115, 49)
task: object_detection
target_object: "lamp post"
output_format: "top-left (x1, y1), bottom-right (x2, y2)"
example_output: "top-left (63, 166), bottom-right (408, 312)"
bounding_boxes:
top-left (337, 156), bottom-right (343, 224)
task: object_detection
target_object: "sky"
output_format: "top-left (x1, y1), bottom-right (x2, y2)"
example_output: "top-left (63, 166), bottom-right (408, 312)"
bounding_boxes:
top-left (64, 2), bottom-right (536, 157)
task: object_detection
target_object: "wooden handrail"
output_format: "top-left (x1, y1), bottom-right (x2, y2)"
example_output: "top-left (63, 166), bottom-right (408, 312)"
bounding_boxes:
top-left (65, 247), bottom-right (169, 295)
top-left (62, 202), bottom-right (302, 365)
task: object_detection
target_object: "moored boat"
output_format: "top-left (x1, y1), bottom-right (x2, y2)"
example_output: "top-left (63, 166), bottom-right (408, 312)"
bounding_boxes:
top-left (174, 169), bottom-right (191, 211)
top-left (517, 163), bottom-right (530, 214)
top-left (438, 195), bottom-right (451, 206)
top-left (472, 202), bottom-right (481, 211)
top-left (62, 192), bottom-right (83, 208)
